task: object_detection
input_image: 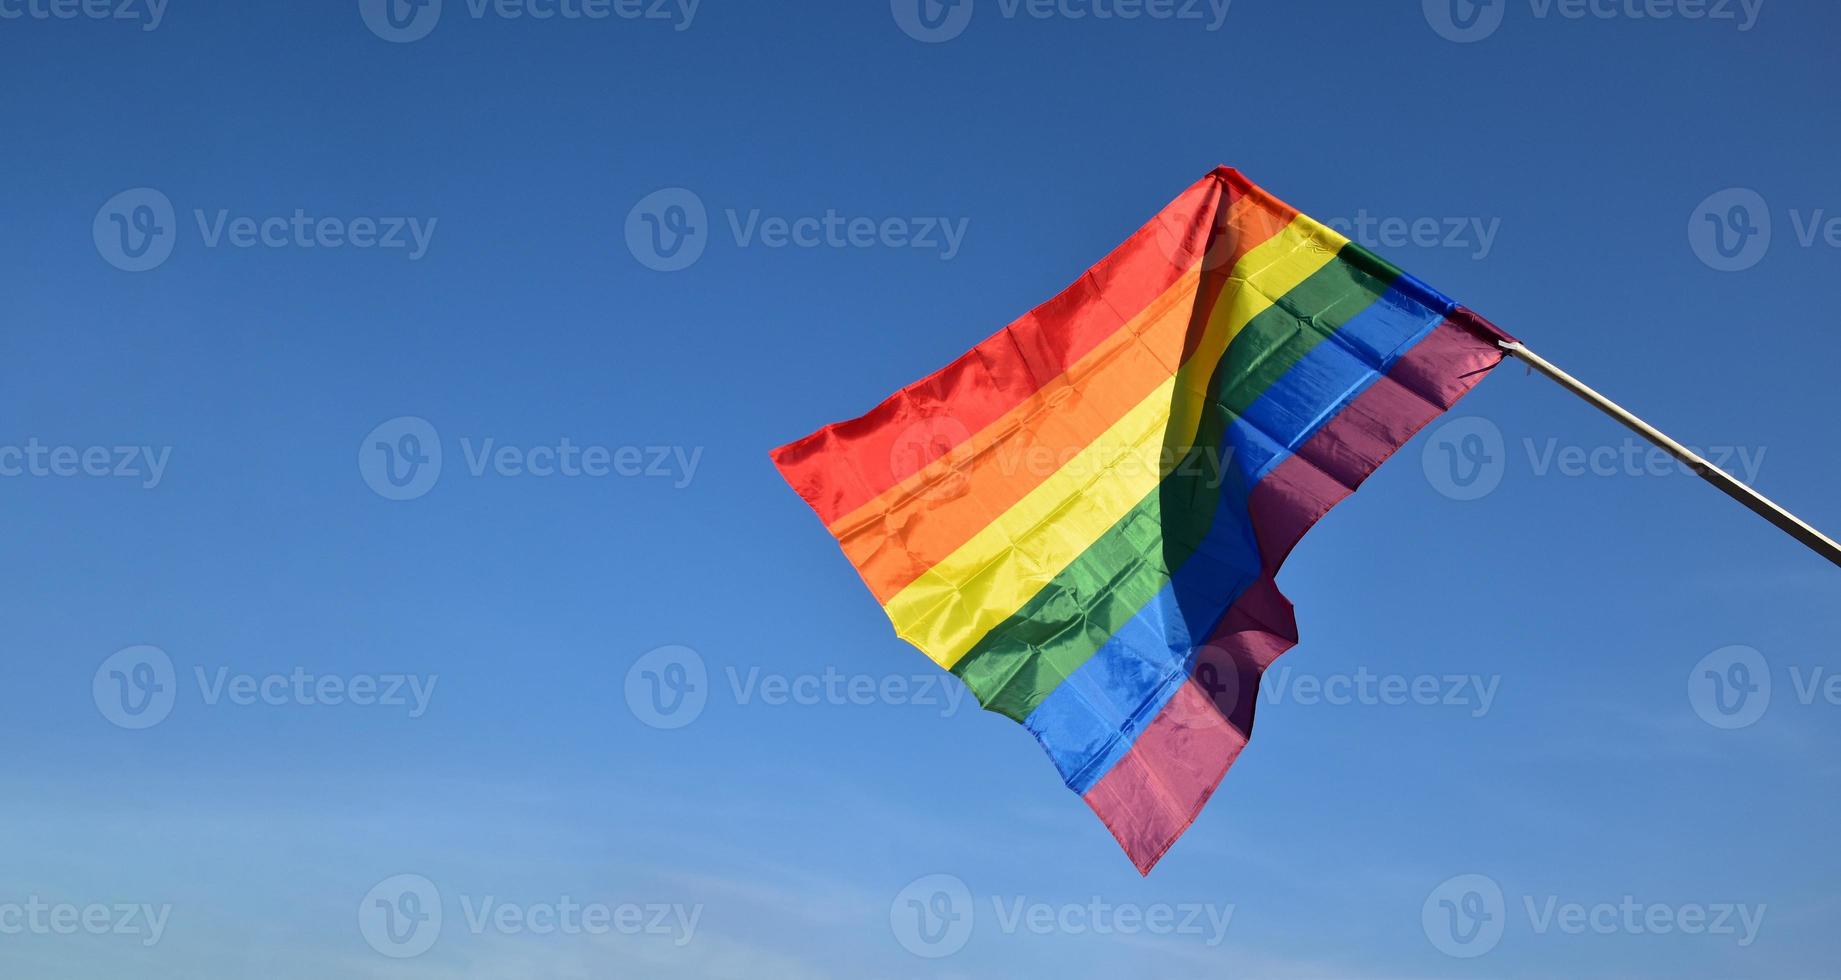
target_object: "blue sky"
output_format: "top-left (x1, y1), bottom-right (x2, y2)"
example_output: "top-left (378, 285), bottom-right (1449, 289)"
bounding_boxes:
top-left (3, 1), bottom-right (1839, 976)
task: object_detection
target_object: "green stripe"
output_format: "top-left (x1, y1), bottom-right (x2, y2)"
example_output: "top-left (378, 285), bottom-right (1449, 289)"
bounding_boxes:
top-left (950, 244), bottom-right (1400, 720)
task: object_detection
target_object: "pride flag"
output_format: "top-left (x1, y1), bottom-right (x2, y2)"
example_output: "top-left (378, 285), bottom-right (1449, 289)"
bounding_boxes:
top-left (771, 167), bottom-right (1514, 873)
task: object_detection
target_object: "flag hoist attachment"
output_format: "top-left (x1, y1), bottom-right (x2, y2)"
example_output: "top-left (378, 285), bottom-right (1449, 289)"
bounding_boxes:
top-left (1499, 340), bottom-right (1841, 569)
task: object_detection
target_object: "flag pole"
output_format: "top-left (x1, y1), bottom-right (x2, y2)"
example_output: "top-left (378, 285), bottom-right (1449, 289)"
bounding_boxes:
top-left (1497, 340), bottom-right (1841, 569)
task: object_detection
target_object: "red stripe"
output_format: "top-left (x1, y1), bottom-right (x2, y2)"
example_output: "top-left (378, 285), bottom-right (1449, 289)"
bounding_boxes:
top-left (770, 169), bottom-right (1257, 528)
top-left (1081, 318), bottom-right (1505, 874)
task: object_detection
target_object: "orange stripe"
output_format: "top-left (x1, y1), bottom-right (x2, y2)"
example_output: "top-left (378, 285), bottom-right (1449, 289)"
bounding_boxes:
top-left (829, 192), bottom-right (1296, 604)
top-left (771, 173), bottom-right (1227, 527)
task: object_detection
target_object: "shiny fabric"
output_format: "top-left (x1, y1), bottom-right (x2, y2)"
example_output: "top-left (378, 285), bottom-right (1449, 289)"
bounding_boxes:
top-left (771, 168), bottom-right (1514, 872)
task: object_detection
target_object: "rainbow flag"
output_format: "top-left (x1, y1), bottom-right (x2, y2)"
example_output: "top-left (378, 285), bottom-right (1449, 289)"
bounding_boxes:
top-left (771, 167), bottom-right (1514, 873)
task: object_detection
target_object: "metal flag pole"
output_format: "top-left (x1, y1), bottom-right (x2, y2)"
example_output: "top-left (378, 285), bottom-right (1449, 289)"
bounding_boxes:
top-left (1498, 339), bottom-right (1841, 569)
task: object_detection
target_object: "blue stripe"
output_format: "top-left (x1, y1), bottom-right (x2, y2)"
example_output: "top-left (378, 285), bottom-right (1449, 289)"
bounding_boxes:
top-left (1219, 274), bottom-right (1451, 502)
top-left (1025, 280), bottom-right (1452, 792)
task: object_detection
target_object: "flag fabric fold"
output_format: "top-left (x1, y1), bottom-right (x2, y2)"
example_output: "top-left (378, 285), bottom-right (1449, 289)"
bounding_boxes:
top-left (770, 167), bottom-right (1514, 873)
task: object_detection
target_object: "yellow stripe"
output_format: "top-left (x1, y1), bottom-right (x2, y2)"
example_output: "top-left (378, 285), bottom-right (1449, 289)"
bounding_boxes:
top-left (1169, 214), bottom-right (1350, 446)
top-left (828, 258), bottom-right (1205, 541)
top-left (885, 372), bottom-right (1179, 666)
top-left (886, 214), bottom-right (1349, 669)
